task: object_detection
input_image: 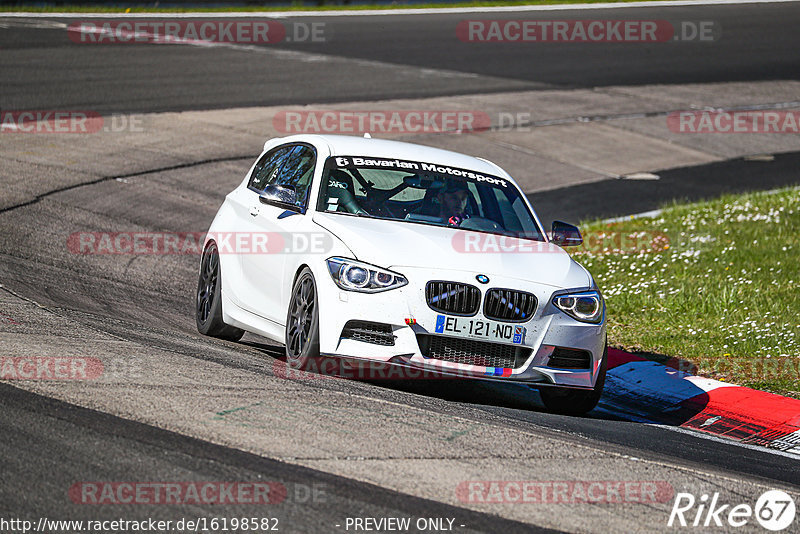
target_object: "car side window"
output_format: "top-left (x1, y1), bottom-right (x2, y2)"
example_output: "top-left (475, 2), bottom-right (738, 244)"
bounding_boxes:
top-left (273, 145), bottom-right (317, 208)
top-left (248, 144), bottom-right (316, 209)
top-left (248, 146), bottom-right (295, 192)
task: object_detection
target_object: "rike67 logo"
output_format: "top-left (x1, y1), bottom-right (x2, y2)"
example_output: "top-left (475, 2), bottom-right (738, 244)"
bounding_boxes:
top-left (669, 490), bottom-right (796, 530)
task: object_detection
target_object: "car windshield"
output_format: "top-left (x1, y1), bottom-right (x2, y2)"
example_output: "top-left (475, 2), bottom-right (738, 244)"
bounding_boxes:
top-left (317, 156), bottom-right (545, 241)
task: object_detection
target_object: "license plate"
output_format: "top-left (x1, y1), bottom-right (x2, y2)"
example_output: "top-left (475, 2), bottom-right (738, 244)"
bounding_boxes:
top-left (434, 314), bottom-right (526, 345)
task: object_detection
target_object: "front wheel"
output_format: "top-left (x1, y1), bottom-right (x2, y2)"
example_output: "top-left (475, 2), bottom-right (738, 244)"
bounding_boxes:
top-left (285, 267), bottom-right (320, 369)
top-left (539, 343), bottom-right (607, 416)
top-left (196, 242), bottom-right (245, 341)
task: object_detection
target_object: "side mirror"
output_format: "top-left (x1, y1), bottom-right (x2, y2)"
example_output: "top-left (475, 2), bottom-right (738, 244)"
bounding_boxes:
top-left (259, 184), bottom-right (302, 213)
top-left (551, 220), bottom-right (583, 246)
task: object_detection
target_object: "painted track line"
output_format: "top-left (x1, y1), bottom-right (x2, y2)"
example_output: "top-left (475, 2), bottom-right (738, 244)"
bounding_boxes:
top-left (2, 0), bottom-right (799, 18)
top-left (646, 423), bottom-right (800, 461)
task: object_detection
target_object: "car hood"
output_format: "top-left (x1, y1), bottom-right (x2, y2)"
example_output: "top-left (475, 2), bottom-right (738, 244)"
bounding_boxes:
top-left (312, 213), bottom-right (592, 289)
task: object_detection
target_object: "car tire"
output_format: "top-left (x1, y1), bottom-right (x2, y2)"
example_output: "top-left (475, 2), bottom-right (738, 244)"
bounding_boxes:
top-left (196, 241), bottom-right (245, 341)
top-left (539, 342), bottom-right (607, 416)
top-left (285, 267), bottom-right (321, 369)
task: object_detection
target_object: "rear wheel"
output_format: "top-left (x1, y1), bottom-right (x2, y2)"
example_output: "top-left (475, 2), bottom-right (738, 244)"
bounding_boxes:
top-left (539, 343), bottom-right (607, 416)
top-left (196, 242), bottom-right (245, 341)
top-left (285, 268), bottom-right (320, 369)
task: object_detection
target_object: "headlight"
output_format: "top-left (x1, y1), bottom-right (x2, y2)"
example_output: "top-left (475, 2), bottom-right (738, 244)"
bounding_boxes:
top-left (326, 257), bottom-right (408, 293)
top-left (553, 290), bottom-right (604, 324)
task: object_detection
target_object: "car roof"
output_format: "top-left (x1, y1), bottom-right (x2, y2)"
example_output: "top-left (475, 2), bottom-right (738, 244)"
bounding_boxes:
top-left (268, 134), bottom-right (513, 180)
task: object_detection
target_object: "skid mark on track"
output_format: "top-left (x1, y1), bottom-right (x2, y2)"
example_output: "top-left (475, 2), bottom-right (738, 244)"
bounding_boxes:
top-left (445, 428), bottom-right (473, 442)
top-left (0, 154), bottom-right (254, 215)
top-left (214, 401), bottom-right (264, 418)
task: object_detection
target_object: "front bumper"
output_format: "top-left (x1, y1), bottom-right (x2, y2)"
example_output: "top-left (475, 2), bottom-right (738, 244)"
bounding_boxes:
top-left (315, 266), bottom-right (606, 389)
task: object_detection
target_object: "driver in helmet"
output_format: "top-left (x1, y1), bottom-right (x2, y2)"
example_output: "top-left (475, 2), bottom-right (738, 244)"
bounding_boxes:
top-left (437, 180), bottom-right (471, 226)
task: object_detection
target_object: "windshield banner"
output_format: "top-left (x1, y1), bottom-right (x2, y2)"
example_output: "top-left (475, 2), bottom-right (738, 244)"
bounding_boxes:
top-left (332, 156), bottom-right (508, 187)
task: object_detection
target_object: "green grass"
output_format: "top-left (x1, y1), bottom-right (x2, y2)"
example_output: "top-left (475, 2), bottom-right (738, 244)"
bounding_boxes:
top-left (573, 186), bottom-right (800, 399)
top-left (0, 0), bottom-right (678, 13)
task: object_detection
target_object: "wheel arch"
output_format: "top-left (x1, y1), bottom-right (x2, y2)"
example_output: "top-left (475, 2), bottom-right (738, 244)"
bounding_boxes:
top-left (291, 263), bottom-right (313, 287)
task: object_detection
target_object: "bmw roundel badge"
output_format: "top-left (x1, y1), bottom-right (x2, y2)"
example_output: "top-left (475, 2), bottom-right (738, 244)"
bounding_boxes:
top-left (476, 274), bottom-right (489, 284)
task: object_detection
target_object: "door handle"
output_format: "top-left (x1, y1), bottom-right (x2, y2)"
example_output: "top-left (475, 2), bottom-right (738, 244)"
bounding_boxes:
top-left (249, 206), bottom-right (259, 217)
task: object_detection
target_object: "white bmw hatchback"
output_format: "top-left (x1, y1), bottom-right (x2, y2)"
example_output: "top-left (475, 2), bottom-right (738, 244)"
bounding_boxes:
top-left (197, 134), bottom-right (607, 414)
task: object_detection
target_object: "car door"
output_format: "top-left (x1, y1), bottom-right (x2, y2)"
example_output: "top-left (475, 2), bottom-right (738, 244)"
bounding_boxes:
top-left (223, 145), bottom-right (294, 309)
top-left (237, 143), bottom-right (317, 324)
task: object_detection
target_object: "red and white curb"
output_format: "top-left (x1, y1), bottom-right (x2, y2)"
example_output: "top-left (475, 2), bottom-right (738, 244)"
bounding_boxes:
top-left (598, 349), bottom-right (800, 455)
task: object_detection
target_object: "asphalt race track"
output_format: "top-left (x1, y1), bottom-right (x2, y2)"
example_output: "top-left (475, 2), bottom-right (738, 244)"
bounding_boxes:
top-left (529, 151), bottom-right (800, 225)
top-left (0, 2), bottom-right (798, 113)
top-left (1, 2), bottom-right (800, 532)
top-left (0, 383), bottom-right (546, 533)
